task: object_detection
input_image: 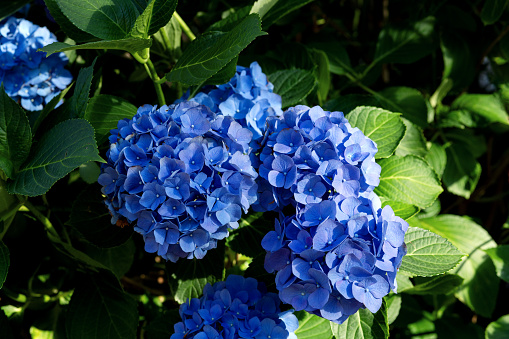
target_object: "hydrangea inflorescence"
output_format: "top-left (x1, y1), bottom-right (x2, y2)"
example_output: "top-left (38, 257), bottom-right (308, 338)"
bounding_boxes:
top-left (171, 275), bottom-right (299, 339)
top-left (98, 101), bottom-right (258, 262)
top-left (0, 17), bottom-right (72, 111)
top-left (180, 61), bottom-right (283, 143)
top-left (258, 105), bottom-right (408, 323)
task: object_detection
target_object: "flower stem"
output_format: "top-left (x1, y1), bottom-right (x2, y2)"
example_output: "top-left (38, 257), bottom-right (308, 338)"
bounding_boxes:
top-left (23, 200), bottom-right (60, 240)
top-left (159, 27), bottom-right (172, 51)
top-left (174, 12), bottom-right (196, 41)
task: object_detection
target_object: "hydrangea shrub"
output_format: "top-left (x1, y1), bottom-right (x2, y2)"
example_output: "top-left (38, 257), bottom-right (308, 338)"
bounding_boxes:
top-left (0, 17), bottom-right (72, 111)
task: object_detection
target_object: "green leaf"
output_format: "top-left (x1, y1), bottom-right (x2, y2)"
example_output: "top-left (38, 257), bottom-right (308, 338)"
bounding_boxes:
top-left (45, 0), bottom-right (98, 42)
top-left (66, 273), bottom-right (138, 339)
top-left (443, 142), bottom-right (482, 199)
top-left (425, 142), bottom-right (447, 180)
top-left (409, 215), bottom-right (498, 317)
top-left (308, 41), bottom-right (352, 75)
top-left (130, 0), bottom-right (177, 38)
top-left (441, 31), bottom-right (475, 92)
top-left (324, 94), bottom-right (381, 114)
top-left (385, 294), bottom-right (401, 325)
top-left (331, 299), bottom-right (389, 339)
top-left (380, 200), bottom-right (419, 220)
top-left (445, 129), bottom-right (486, 158)
top-left (0, 85), bottom-right (32, 179)
top-left (84, 94), bottom-right (138, 145)
top-left (417, 199), bottom-right (441, 219)
top-left (485, 245), bottom-right (509, 283)
top-left (153, 14), bottom-right (181, 58)
top-left (261, 0), bottom-right (314, 28)
top-left (294, 311), bottom-right (333, 339)
top-left (346, 106), bottom-right (406, 159)
top-left (396, 274), bottom-right (413, 292)
top-left (399, 227), bottom-right (464, 277)
top-left (377, 87), bottom-right (429, 128)
top-left (486, 314), bottom-right (509, 339)
top-left (395, 118), bottom-right (427, 158)
top-left (450, 94), bottom-right (509, 126)
top-left (204, 56), bottom-right (239, 86)
top-left (32, 83), bottom-right (74, 134)
top-left (269, 69), bottom-right (315, 108)
top-left (0, 0), bottom-right (31, 21)
top-left (167, 241), bottom-right (225, 304)
top-left (165, 14), bottom-right (265, 86)
top-left (311, 49), bottom-right (330, 105)
top-left (374, 16), bottom-right (436, 64)
top-left (68, 185), bottom-right (133, 248)
top-left (206, 7), bottom-right (251, 33)
top-left (7, 119), bottom-right (103, 196)
top-left (375, 155), bottom-right (443, 209)
top-left (39, 38), bottom-right (152, 57)
top-left (83, 239), bottom-right (135, 278)
top-left (250, 0), bottom-right (279, 19)
top-left (404, 274), bottom-right (463, 295)
top-left (55, 0), bottom-right (139, 40)
top-left (0, 241), bottom-right (9, 289)
top-left (228, 212), bottom-right (274, 258)
top-left (68, 59), bottom-right (96, 119)
top-left (481, 0), bottom-right (509, 25)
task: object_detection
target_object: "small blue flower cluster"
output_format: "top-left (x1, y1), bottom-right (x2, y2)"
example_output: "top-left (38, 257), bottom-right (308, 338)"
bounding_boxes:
top-left (171, 275), bottom-right (299, 339)
top-left (0, 17), bottom-right (72, 111)
top-left (98, 102), bottom-right (258, 262)
top-left (259, 105), bottom-right (408, 323)
top-left (181, 61), bottom-right (283, 143)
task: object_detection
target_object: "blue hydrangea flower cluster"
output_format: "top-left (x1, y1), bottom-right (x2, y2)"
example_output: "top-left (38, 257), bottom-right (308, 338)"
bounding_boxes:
top-left (258, 105), bottom-right (408, 323)
top-left (171, 275), bottom-right (299, 339)
top-left (179, 62), bottom-right (283, 143)
top-left (0, 17), bottom-right (72, 111)
top-left (98, 101), bottom-right (258, 262)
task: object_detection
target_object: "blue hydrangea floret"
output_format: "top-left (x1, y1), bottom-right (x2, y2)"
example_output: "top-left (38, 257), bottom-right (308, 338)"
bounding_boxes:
top-left (171, 275), bottom-right (299, 339)
top-left (98, 102), bottom-right (258, 262)
top-left (259, 105), bottom-right (408, 323)
top-left (178, 61), bottom-right (283, 143)
top-left (0, 17), bottom-right (72, 111)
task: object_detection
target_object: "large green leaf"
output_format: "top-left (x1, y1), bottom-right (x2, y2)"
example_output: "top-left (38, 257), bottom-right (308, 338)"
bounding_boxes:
top-left (261, 0), bottom-right (314, 28)
top-left (129, 0), bottom-right (177, 38)
top-left (165, 14), bottom-right (265, 85)
top-left (84, 94), bottom-right (138, 144)
top-left (375, 155), bottom-right (443, 209)
top-left (68, 185), bottom-right (133, 248)
top-left (45, 0), bottom-right (98, 42)
top-left (385, 294), bottom-right (401, 325)
top-left (403, 274), bottom-right (463, 295)
top-left (441, 31), bottom-right (475, 92)
top-left (39, 39), bottom-right (152, 57)
top-left (312, 49), bottom-right (330, 105)
top-left (83, 239), bottom-right (135, 278)
top-left (486, 314), bottom-right (509, 339)
top-left (250, 0), bottom-right (279, 19)
top-left (167, 241), bottom-right (225, 304)
top-left (399, 227), bottom-right (463, 277)
top-left (308, 41), bottom-right (353, 75)
top-left (450, 94), bottom-right (509, 126)
top-left (374, 16), bottom-right (436, 64)
top-left (380, 200), bottom-right (419, 220)
top-left (66, 273), bottom-right (138, 339)
top-left (346, 106), bottom-right (406, 159)
top-left (294, 311), bottom-right (333, 339)
top-left (0, 85), bottom-right (32, 179)
top-left (485, 245), bottom-right (509, 283)
top-left (204, 56), bottom-right (239, 86)
top-left (377, 87), bottom-right (429, 128)
top-left (331, 299), bottom-right (389, 339)
top-left (0, 0), bottom-right (31, 21)
top-left (443, 142), bottom-right (482, 199)
top-left (269, 69), bottom-right (316, 108)
top-left (0, 240), bottom-right (9, 289)
top-left (409, 215), bottom-right (498, 317)
top-left (425, 142), bottom-right (447, 180)
top-left (481, 0), bottom-right (509, 25)
top-left (68, 59), bottom-right (96, 119)
top-left (395, 118), bottom-right (427, 158)
top-left (55, 0), bottom-right (139, 40)
top-left (7, 119), bottom-right (103, 196)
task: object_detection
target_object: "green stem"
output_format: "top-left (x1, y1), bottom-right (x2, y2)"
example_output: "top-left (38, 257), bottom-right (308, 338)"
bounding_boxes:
top-left (146, 59), bottom-right (167, 106)
top-left (174, 12), bottom-right (196, 41)
top-left (23, 200), bottom-right (60, 240)
top-left (159, 27), bottom-right (172, 51)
